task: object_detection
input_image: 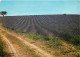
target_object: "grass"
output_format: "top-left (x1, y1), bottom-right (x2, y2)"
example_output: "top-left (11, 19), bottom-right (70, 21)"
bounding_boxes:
top-left (27, 32), bottom-right (62, 48)
top-left (27, 32), bottom-right (44, 41)
top-left (0, 36), bottom-right (4, 57)
top-left (59, 33), bottom-right (80, 49)
top-left (58, 27), bottom-right (80, 46)
top-left (75, 53), bottom-right (80, 57)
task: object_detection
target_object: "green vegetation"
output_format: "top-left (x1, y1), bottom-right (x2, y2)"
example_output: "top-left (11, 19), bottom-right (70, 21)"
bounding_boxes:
top-left (0, 36), bottom-right (4, 57)
top-left (27, 32), bottom-right (44, 41)
top-left (27, 32), bottom-right (62, 48)
top-left (59, 33), bottom-right (80, 49)
top-left (45, 36), bottom-right (62, 48)
top-left (74, 53), bottom-right (80, 57)
top-left (58, 27), bottom-right (80, 46)
top-left (0, 11), bottom-right (7, 17)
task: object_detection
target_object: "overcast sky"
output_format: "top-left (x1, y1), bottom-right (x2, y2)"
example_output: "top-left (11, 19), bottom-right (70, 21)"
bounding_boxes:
top-left (0, 0), bottom-right (80, 16)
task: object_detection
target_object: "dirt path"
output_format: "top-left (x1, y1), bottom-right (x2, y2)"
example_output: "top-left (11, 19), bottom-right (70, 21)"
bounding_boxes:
top-left (0, 27), bottom-right (54, 57)
top-left (11, 35), bottom-right (53, 57)
top-left (0, 29), bottom-right (40, 57)
top-left (0, 34), bottom-right (18, 57)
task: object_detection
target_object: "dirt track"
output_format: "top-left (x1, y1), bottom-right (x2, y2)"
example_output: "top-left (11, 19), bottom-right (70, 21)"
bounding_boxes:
top-left (0, 34), bottom-right (18, 57)
top-left (0, 27), bottom-right (54, 57)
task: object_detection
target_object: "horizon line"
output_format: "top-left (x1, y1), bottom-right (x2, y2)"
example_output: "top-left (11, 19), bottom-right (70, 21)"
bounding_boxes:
top-left (0, 14), bottom-right (80, 17)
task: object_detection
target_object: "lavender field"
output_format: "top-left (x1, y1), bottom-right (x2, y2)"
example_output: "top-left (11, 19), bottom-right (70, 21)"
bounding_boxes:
top-left (0, 14), bottom-right (79, 35)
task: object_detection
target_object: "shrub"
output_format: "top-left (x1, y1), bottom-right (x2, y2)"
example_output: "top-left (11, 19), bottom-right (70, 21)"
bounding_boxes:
top-left (59, 33), bottom-right (80, 46)
top-left (0, 37), bottom-right (4, 57)
top-left (71, 36), bottom-right (80, 45)
top-left (46, 36), bottom-right (62, 48)
top-left (27, 32), bottom-right (62, 48)
top-left (27, 32), bottom-right (44, 41)
top-left (75, 53), bottom-right (80, 57)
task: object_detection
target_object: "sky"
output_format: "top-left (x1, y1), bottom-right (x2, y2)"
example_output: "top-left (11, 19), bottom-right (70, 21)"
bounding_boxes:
top-left (0, 0), bottom-right (80, 16)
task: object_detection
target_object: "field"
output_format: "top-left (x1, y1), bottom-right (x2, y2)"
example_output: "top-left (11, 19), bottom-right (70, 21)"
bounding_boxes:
top-left (0, 14), bottom-right (80, 57)
top-left (1, 15), bottom-right (79, 34)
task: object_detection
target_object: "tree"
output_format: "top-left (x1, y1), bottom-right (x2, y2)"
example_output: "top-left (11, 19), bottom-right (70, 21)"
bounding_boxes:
top-left (0, 11), bottom-right (7, 23)
top-left (0, 11), bottom-right (7, 17)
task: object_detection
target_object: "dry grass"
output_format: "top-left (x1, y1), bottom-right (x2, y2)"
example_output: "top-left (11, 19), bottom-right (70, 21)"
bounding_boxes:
top-left (6, 34), bottom-right (40, 57)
